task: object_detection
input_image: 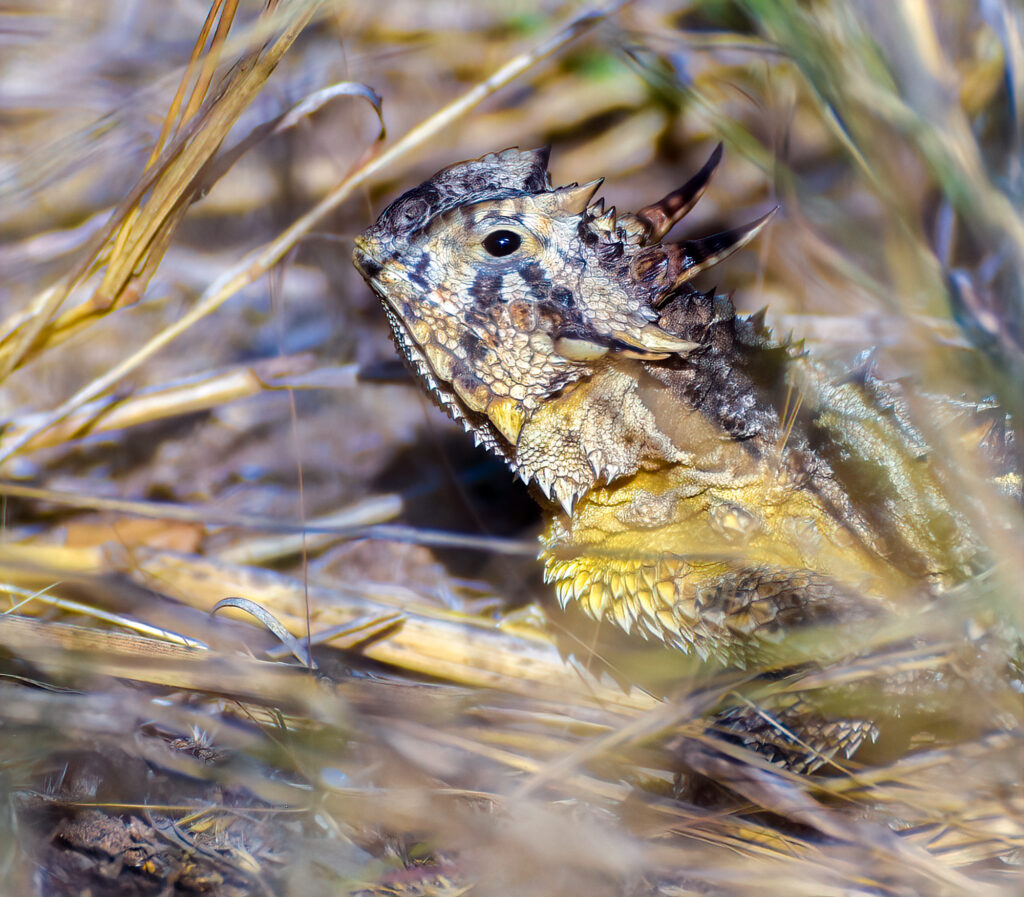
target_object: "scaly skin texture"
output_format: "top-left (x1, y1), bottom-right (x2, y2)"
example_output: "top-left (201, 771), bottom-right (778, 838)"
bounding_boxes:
top-left (354, 147), bottom-right (1019, 771)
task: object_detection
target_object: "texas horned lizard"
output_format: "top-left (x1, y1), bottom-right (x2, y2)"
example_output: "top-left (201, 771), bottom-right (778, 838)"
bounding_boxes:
top-left (353, 146), bottom-right (1018, 769)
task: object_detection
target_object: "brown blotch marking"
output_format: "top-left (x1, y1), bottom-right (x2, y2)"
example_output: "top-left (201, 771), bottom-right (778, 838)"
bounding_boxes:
top-left (550, 285), bottom-right (575, 309)
top-left (597, 241), bottom-right (624, 264)
top-left (407, 251), bottom-right (432, 289)
top-left (632, 250), bottom-right (673, 285)
top-left (459, 330), bottom-right (492, 363)
top-left (453, 364), bottom-right (491, 409)
top-left (508, 298), bottom-right (536, 331)
top-left (357, 255), bottom-right (382, 279)
top-left (578, 219), bottom-right (600, 246)
top-left (518, 261), bottom-right (552, 303)
top-left (469, 270), bottom-right (504, 308)
top-left (535, 298), bottom-right (579, 334)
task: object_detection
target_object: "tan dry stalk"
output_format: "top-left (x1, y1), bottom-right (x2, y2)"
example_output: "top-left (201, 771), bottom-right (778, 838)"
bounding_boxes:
top-left (0, 1), bottom-right (628, 467)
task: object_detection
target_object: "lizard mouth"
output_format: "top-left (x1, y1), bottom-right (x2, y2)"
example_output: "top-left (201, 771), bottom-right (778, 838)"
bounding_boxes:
top-left (352, 237), bottom-right (384, 282)
top-left (353, 235), bottom-right (515, 465)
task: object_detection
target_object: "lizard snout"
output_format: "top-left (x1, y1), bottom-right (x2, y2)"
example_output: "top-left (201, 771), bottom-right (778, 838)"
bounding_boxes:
top-left (352, 236), bottom-right (384, 281)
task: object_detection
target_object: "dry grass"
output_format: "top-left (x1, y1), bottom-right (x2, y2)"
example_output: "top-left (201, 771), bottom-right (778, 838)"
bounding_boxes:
top-left (0, 1), bottom-right (1021, 895)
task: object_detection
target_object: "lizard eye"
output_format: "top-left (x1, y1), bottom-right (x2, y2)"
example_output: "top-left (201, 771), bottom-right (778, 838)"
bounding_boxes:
top-left (482, 230), bottom-right (521, 257)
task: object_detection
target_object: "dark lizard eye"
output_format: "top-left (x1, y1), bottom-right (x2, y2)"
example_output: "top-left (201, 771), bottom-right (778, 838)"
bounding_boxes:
top-left (482, 230), bottom-right (521, 257)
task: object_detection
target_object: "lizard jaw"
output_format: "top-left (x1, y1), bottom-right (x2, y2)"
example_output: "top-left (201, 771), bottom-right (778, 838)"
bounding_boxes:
top-left (379, 300), bottom-right (518, 466)
top-left (354, 236), bottom-right (515, 464)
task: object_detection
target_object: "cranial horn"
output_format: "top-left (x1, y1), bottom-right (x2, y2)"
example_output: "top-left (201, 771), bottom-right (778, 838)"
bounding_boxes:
top-left (525, 144), bottom-right (552, 172)
top-left (525, 146), bottom-right (553, 189)
top-left (592, 325), bottom-right (699, 360)
top-left (478, 146), bottom-right (552, 191)
top-left (645, 207), bottom-right (778, 306)
top-left (636, 143), bottom-right (724, 244)
top-left (535, 179), bottom-right (604, 217)
top-left (482, 145), bottom-right (551, 170)
top-left (676, 207), bottom-right (777, 280)
top-left (553, 336), bottom-right (611, 362)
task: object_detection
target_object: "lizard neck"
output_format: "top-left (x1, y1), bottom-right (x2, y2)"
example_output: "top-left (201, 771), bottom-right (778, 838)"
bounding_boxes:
top-left (511, 357), bottom-right (719, 514)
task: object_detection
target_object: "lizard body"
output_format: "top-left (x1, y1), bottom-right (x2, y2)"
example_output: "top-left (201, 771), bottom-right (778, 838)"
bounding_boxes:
top-left (354, 146), bottom-right (1018, 767)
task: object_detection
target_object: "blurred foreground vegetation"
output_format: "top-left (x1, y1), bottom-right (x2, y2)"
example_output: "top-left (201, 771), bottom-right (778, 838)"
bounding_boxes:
top-left (0, 1), bottom-right (1021, 895)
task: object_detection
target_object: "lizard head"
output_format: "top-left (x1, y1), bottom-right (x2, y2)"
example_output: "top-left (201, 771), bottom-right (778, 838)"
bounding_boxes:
top-left (354, 145), bottom-right (773, 510)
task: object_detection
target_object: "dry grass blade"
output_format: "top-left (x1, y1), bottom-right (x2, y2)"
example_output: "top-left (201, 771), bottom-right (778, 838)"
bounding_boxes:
top-left (212, 595), bottom-right (316, 667)
top-left (2, 581), bottom-right (206, 648)
top-left (0, 0), bottom-right (626, 467)
top-left (0, 355), bottom-right (316, 453)
top-left (0, 613), bottom-right (292, 701)
top-left (0, 3), bottom-right (310, 384)
top-left (130, 547), bottom-right (655, 710)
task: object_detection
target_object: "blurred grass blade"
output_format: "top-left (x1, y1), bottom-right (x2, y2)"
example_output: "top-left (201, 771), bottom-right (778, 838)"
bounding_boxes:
top-left (0, 0), bottom-right (626, 467)
top-left (213, 595), bottom-right (316, 668)
top-left (0, 0), bottom-right (317, 386)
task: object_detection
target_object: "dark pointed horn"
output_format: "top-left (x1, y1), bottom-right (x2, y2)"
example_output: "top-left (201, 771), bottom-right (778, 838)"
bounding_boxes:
top-left (636, 207), bottom-right (778, 307)
top-left (522, 145), bottom-right (553, 189)
top-left (679, 206), bottom-right (776, 275)
top-left (636, 143), bottom-right (724, 243)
